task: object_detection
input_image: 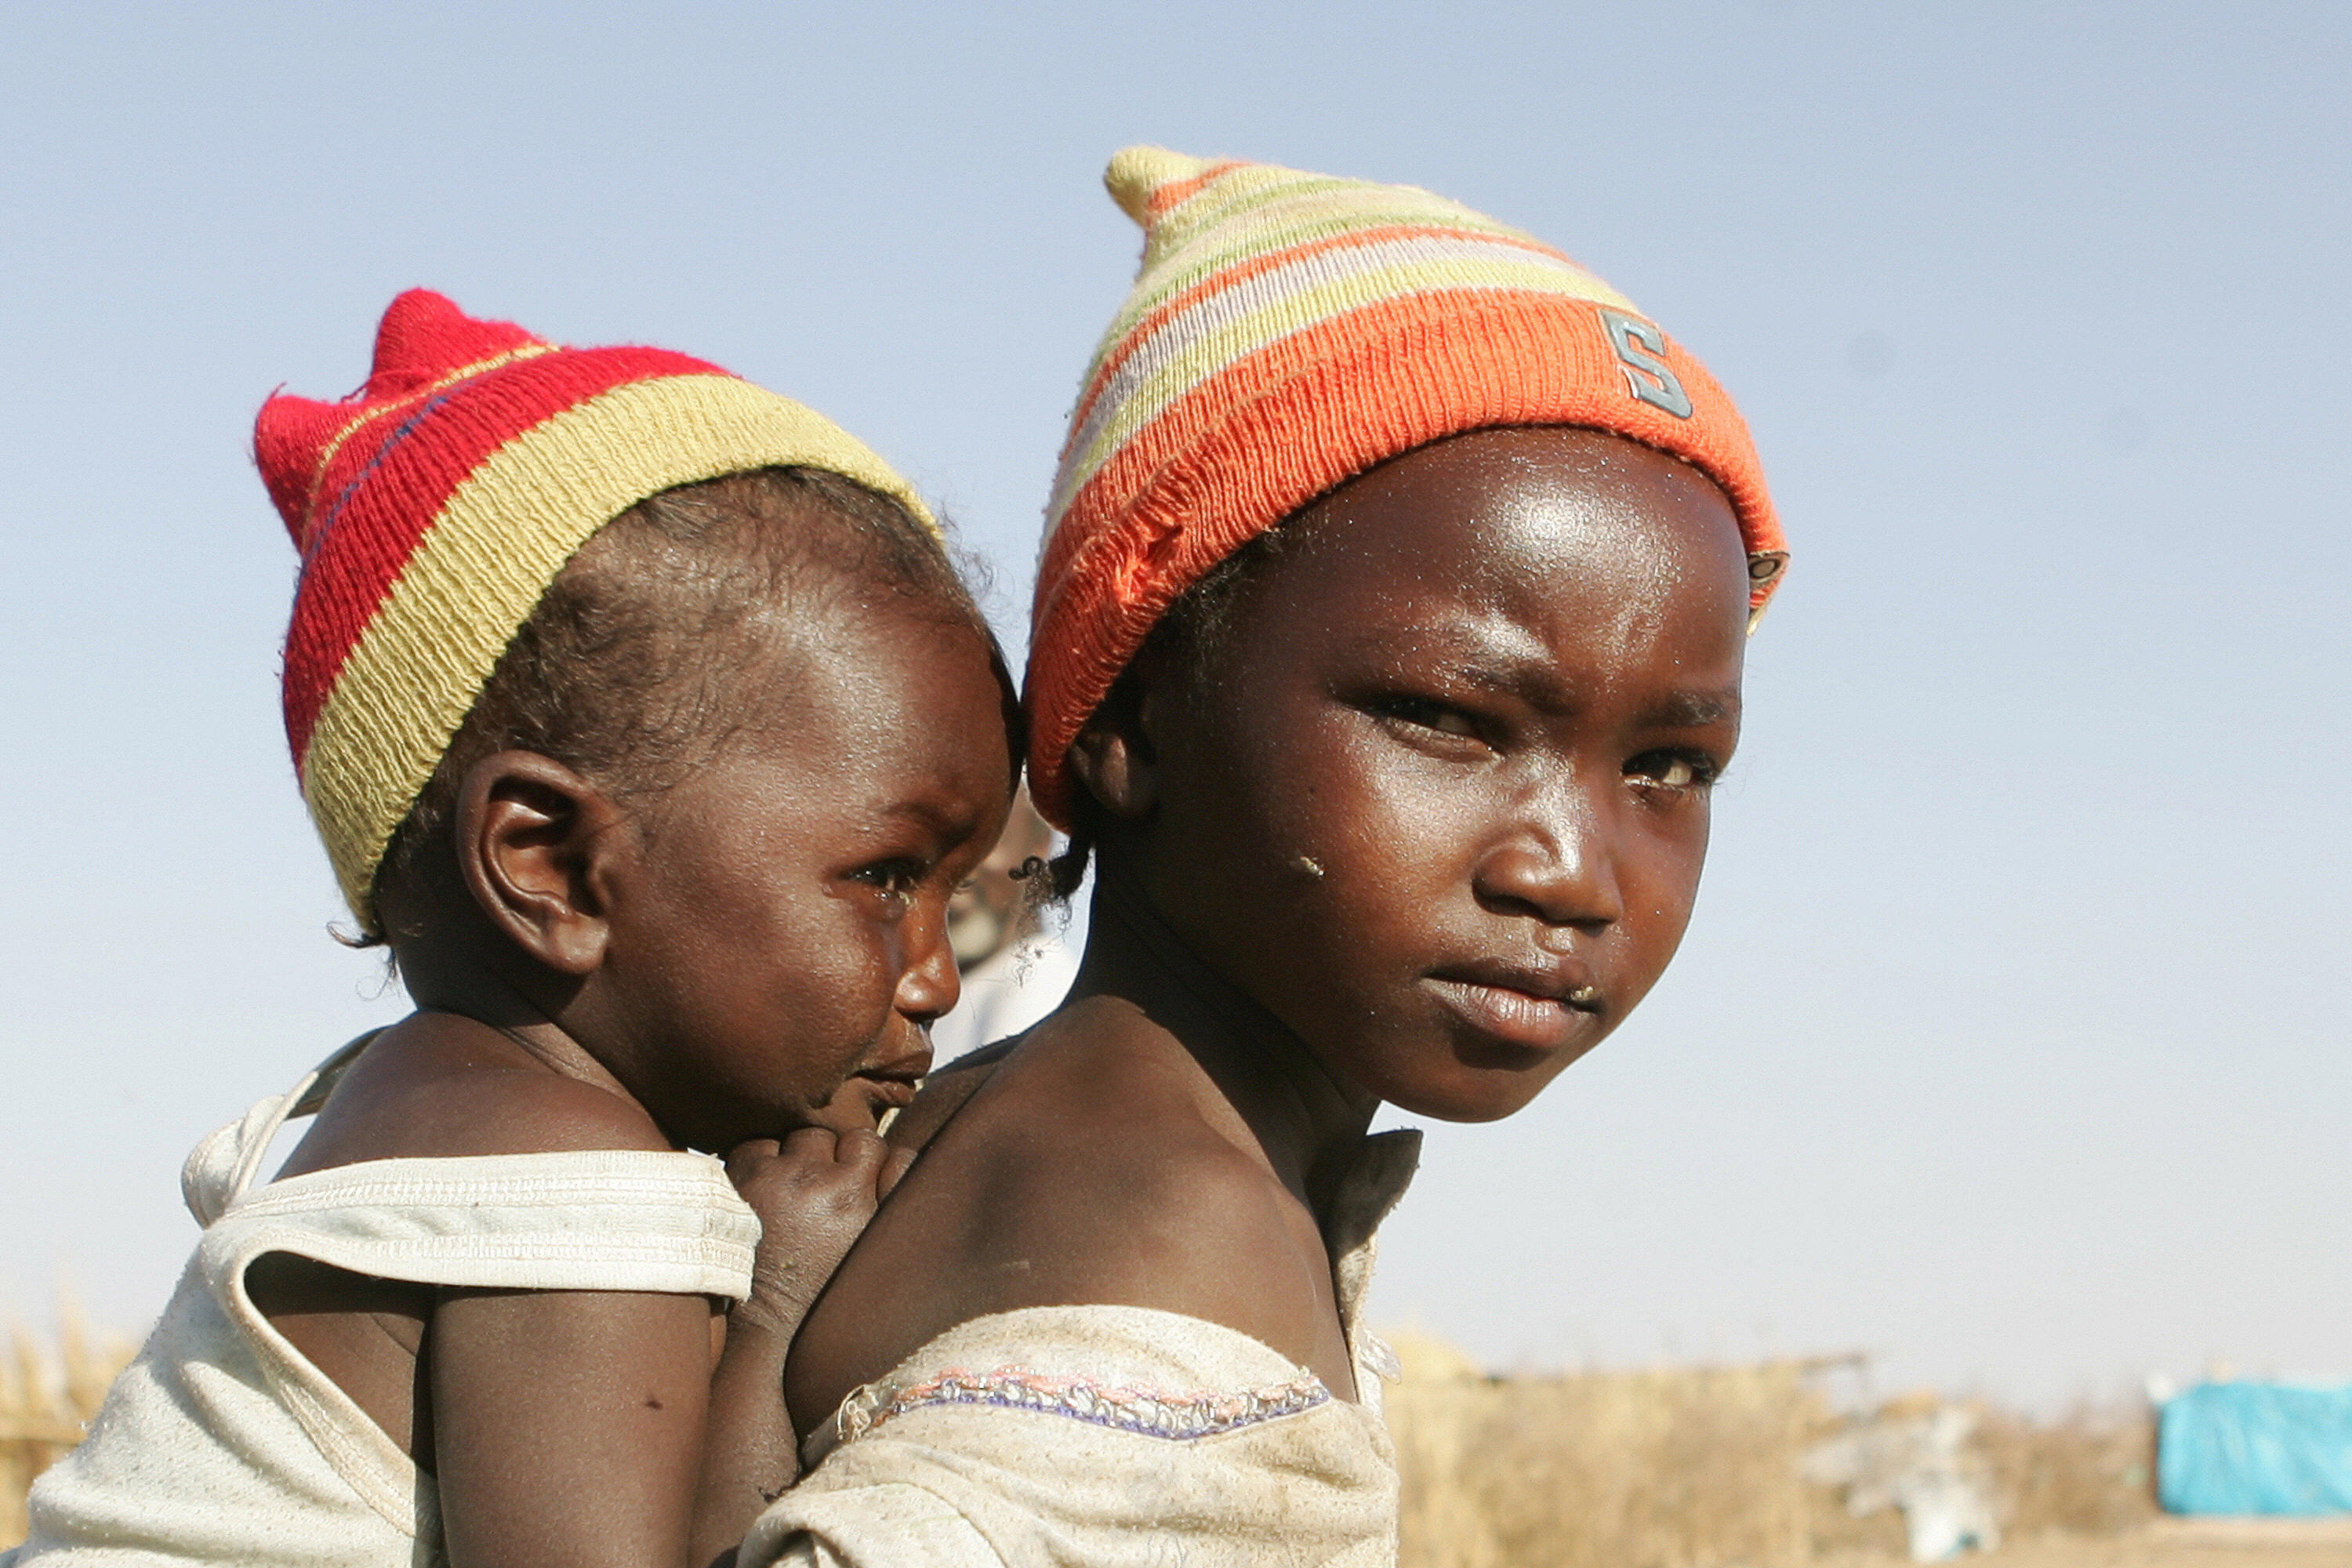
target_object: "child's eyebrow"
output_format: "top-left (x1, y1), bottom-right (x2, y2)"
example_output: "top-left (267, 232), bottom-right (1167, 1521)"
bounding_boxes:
top-left (1338, 622), bottom-right (1741, 728)
top-left (1337, 616), bottom-right (1549, 681)
top-left (1639, 688), bottom-right (1742, 728)
top-left (877, 792), bottom-right (992, 838)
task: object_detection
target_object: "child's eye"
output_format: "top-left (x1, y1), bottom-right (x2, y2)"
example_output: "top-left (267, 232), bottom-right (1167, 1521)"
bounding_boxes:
top-left (848, 858), bottom-right (926, 902)
top-left (1369, 694), bottom-right (1486, 743)
top-left (1625, 750), bottom-right (1720, 795)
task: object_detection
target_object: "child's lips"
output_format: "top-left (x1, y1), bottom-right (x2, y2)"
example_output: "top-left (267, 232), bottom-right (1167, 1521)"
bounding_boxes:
top-left (1423, 965), bottom-right (1603, 1052)
top-left (851, 1047), bottom-right (931, 1112)
top-left (854, 1073), bottom-right (921, 1112)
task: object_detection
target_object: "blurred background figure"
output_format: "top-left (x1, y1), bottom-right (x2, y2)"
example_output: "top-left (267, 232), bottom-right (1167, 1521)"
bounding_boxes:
top-left (931, 789), bottom-right (1080, 1064)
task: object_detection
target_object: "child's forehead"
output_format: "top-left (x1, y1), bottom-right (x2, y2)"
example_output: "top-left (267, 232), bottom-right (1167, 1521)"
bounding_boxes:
top-left (1155, 429), bottom-right (1751, 716)
top-left (727, 598), bottom-right (1013, 767)
top-left (1284, 426), bottom-right (1748, 593)
top-left (746, 590), bottom-right (1004, 706)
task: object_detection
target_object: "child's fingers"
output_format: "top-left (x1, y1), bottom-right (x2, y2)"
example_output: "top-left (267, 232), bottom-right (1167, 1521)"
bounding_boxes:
top-left (780, 1126), bottom-right (845, 1161)
top-left (831, 1129), bottom-right (916, 1200)
top-left (725, 1130), bottom-right (902, 1228)
top-left (722, 1137), bottom-right (784, 1187)
top-left (829, 1127), bottom-right (887, 1172)
top-left (724, 1132), bottom-right (843, 1213)
top-left (724, 1131), bottom-right (837, 1196)
top-left (725, 1129), bottom-right (895, 1334)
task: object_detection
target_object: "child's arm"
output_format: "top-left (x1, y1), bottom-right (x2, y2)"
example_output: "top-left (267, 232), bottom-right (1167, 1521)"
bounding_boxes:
top-left (425, 1128), bottom-right (893, 1568)
top-left (692, 1127), bottom-right (907, 1566)
top-left (265, 1027), bottom-right (898, 1566)
top-left (429, 1283), bottom-right (722, 1566)
top-left (417, 1123), bottom-right (895, 1568)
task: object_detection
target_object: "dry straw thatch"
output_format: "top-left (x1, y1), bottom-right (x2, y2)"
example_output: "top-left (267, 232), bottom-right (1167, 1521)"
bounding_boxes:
top-left (1387, 1334), bottom-right (2160, 1567)
top-left (1388, 1332), bottom-right (1832, 1568)
top-left (1972, 1403), bottom-right (2159, 1543)
top-left (2, 1311), bottom-right (134, 1545)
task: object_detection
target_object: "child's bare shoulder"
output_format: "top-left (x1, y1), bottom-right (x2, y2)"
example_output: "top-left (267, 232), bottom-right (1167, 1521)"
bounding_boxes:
top-left (791, 1000), bottom-right (1359, 1425)
top-left (922, 998), bottom-right (1341, 1359)
top-left (278, 1013), bottom-right (671, 1176)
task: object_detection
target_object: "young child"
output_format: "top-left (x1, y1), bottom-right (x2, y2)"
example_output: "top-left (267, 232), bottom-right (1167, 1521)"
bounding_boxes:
top-left (5, 291), bottom-right (1016, 1568)
top-left (748, 150), bottom-right (1790, 1564)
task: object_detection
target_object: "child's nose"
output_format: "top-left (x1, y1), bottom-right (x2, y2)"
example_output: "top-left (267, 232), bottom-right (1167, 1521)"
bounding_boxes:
top-left (1472, 773), bottom-right (1626, 930)
top-left (893, 900), bottom-right (964, 1025)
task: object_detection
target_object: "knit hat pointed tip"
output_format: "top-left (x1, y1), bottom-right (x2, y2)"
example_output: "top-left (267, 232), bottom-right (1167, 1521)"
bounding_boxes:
top-left (370, 288), bottom-right (467, 361)
top-left (368, 289), bottom-right (543, 393)
top-left (379, 285), bottom-right (463, 326)
top-left (1103, 146), bottom-right (1218, 224)
top-left (252, 389), bottom-right (346, 548)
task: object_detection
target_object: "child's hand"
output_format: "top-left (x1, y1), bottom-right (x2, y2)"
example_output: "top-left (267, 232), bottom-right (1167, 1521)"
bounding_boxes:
top-left (724, 1127), bottom-right (913, 1341)
top-left (690, 1130), bottom-right (909, 1553)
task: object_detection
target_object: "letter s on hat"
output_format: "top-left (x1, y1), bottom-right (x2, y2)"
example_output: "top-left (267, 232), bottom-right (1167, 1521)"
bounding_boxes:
top-left (1599, 309), bottom-right (1694, 419)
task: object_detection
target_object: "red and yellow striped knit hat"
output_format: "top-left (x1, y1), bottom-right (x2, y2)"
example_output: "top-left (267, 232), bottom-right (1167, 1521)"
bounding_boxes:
top-left (258, 289), bottom-right (934, 928)
top-left (1026, 147), bottom-right (1788, 826)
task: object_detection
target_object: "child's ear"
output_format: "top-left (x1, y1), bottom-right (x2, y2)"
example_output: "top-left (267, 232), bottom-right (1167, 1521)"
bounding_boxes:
top-left (451, 751), bottom-right (626, 975)
top-left (1067, 673), bottom-right (1160, 822)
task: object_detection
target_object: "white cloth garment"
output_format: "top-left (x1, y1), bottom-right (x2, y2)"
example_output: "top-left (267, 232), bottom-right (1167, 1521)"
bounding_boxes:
top-left (742, 1129), bottom-right (1421, 1568)
top-left (5, 1044), bottom-right (759, 1567)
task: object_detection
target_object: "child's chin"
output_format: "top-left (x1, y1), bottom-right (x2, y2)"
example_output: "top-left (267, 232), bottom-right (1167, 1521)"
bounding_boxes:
top-left (1373, 1054), bottom-right (1592, 1124)
top-left (803, 1087), bottom-right (894, 1137)
top-left (1390, 1085), bottom-right (1546, 1124)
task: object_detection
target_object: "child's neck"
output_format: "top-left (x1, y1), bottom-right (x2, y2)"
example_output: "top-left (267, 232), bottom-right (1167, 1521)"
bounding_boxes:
top-left (1072, 871), bottom-right (1380, 1214)
top-left (393, 942), bottom-right (629, 1107)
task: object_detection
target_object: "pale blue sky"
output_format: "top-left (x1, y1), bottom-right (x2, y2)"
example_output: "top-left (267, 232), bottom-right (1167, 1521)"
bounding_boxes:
top-left (3, 2), bottom-right (2345, 1406)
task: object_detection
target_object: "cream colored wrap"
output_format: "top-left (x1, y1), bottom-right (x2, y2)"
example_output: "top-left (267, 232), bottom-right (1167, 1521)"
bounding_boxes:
top-left (5, 1049), bottom-right (758, 1567)
top-left (742, 1130), bottom-right (1420, 1568)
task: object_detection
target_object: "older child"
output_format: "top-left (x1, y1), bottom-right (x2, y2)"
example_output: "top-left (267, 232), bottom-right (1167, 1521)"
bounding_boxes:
top-left (6, 291), bottom-right (1015, 1568)
top-left (753, 151), bottom-right (1790, 1564)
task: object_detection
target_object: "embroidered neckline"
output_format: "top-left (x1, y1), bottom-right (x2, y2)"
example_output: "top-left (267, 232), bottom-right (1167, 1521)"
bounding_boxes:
top-left (837, 1363), bottom-right (1331, 1445)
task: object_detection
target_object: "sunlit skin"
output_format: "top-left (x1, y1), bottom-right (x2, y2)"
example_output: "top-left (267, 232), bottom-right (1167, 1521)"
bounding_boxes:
top-left (1132, 426), bottom-right (1750, 1122)
top-left (786, 426), bottom-right (1752, 1433)
top-left (250, 588), bottom-right (1017, 1568)
top-left (560, 610), bottom-right (1021, 1152)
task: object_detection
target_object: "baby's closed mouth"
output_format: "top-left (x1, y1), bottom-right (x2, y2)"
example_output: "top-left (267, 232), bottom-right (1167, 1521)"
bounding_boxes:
top-left (851, 1044), bottom-right (932, 1111)
top-left (853, 1071), bottom-right (923, 1111)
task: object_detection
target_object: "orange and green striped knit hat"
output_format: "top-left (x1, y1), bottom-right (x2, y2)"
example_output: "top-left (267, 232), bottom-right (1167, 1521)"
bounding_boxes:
top-left (1025, 147), bottom-right (1788, 827)
top-left (257, 289), bottom-right (934, 930)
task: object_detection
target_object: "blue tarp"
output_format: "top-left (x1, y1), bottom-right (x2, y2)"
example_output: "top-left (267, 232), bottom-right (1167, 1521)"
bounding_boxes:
top-left (2158, 1381), bottom-right (2352, 1515)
